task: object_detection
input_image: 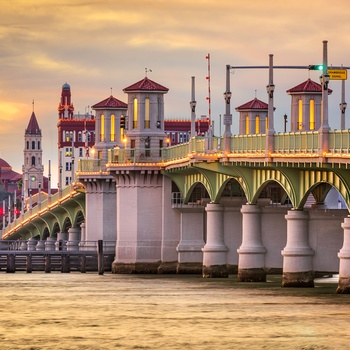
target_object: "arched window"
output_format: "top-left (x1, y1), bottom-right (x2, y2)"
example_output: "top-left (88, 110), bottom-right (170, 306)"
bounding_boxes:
top-left (133, 98), bottom-right (138, 128)
top-left (32, 141), bottom-right (35, 150)
top-left (110, 114), bottom-right (115, 141)
top-left (65, 131), bottom-right (70, 142)
top-left (78, 131), bottom-right (82, 142)
top-left (26, 141), bottom-right (29, 149)
top-left (255, 116), bottom-right (260, 134)
top-left (100, 115), bottom-right (105, 140)
top-left (145, 98), bottom-right (150, 128)
top-left (298, 99), bottom-right (303, 130)
top-left (265, 117), bottom-right (268, 133)
top-left (245, 116), bottom-right (249, 134)
top-left (38, 141), bottom-right (40, 150)
top-left (309, 99), bottom-right (315, 130)
top-left (31, 156), bottom-right (35, 166)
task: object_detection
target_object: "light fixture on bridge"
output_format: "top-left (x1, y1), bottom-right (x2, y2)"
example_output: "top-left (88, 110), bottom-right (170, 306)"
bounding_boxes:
top-left (223, 91), bottom-right (232, 104)
top-left (190, 100), bottom-right (197, 112)
top-left (340, 102), bottom-right (347, 114)
top-left (319, 74), bottom-right (330, 90)
top-left (266, 84), bottom-right (275, 98)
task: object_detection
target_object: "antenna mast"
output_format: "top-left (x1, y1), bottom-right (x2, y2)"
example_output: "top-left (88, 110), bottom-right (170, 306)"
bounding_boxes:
top-left (206, 54), bottom-right (211, 123)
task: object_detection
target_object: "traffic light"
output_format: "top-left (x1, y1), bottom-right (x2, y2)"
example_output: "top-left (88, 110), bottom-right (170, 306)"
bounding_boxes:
top-left (156, 121), bottom-right (161, 129)
top-left (0, 207), bottom-right (3, 216)
top-left (308, 65), bottom-right (324, 71)
top-left (120, 115), bottom-right (125, 129)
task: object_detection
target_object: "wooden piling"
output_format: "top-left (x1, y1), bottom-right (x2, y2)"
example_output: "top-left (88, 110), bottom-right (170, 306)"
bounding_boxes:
top-left (45, 254), bottom-right (51, 273)
top-left (80, 255), bottom-right (86, 273)
top-left (6, 254), bottom-right (15, 273)
top-left (61, 254), bottom-right (70, 273)
top-left (98, 240), bottom-right (104, 275)
top-left (26, 254), bottom-right (32, 273)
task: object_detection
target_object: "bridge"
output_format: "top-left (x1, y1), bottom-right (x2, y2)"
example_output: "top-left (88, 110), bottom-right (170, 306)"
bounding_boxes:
top-left (2, 40), bottom-right (350, 293)
top-left (2, 129), bottom-right (350, 292)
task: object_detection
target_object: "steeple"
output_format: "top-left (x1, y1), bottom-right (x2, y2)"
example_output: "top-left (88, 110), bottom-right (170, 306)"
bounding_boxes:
top-left (25, 111), bottom-right (41, 135)
top-left (58, 82), bottom-right (74, 119)
top-left (22, 108), bottom-right (44, 198)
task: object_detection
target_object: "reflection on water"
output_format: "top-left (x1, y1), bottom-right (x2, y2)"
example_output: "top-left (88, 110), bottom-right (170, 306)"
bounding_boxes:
top-left (0, 273), bottom-right (349, 350)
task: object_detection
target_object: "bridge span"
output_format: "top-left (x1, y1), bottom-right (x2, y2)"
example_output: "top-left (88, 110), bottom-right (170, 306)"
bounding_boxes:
top-left (3, 131), bottom-right (350, 293)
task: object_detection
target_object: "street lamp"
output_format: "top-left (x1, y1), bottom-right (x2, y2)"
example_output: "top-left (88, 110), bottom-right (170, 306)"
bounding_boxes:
top-left (284, 114), bottom-right (288, 133)
top-left (266, 84), bottom-right (275, 98)
top-left (223, 91), bottom-right (232, 104)
top-left (340, 102), bottom-right (347, 114)
top-left (319, 74), bottom-right (330, 90)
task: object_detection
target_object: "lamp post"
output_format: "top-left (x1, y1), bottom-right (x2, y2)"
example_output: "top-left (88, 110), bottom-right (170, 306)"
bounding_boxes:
top-left (284, 114), bottom-right (288, 133)
top-left (266, 54), bottom-right (275, 157)
top-left (340, 71), bottom-right (347, 130)
top-left (223, 65), bottom-right (232, 153)
top-left (319, 40), bottom-right (330, 156)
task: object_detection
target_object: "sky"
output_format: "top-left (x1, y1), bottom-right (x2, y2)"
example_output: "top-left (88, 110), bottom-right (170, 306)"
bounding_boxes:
top-left (1, 0), bottom-right (350, 186)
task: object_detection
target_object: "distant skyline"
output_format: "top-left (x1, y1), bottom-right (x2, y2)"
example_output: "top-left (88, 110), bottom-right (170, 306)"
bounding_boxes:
top-left (1, 0), bottom-right (350, 186)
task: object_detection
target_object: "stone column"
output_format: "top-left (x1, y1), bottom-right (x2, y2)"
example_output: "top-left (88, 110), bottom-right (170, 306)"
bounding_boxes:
top-left (176, 207), bottom-right (205, 274)
top-left (281, 210), bottom-right (314, 287)
top-left (202, 203), bottom-right (228, 278)
top-left (55, 232), bottom-right (68, 251)
top-left (337, 217), bottom-right (350, 293)
top-left (237, 204), bottom-right (266, 282)
top-left (45, 236), bottom-right (56, 251)
top-left (27, 238), bottom-right (37, 251)
top-left (36, 240), bottom-right (45, 251)
top-left (67, 227), bottom-right (81, 251)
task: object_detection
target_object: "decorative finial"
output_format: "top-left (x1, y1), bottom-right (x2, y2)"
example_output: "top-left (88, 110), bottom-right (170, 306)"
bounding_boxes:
top-left (145, 68), bottom-right (152, 77)
top-left (255, 90), bottom-right (257, 98)
top-left (110, 87), bottom-right (113, 96)
top-left (32, 99), bottom-right (34, 112)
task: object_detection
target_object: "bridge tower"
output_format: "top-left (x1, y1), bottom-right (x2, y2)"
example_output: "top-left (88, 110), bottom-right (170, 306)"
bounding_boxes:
top-left (91, 95), bottom-right (128, 161)
top-left (287, 79), bottom-right (332, 132)
top-left (22, 110), bottom-right (44, 198)
top-left (235, 98), bottom-right (269, 135)
top-left (109, 76), bottom-right (170, 273)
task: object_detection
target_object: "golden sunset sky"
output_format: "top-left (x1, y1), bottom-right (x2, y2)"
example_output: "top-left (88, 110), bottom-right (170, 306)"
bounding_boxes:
top-left (1, 0), bottom-right (350, 185)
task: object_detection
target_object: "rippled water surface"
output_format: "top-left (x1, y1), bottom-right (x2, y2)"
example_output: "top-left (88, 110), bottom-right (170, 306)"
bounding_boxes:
top-left (0, 273), bottom-right (349, 350)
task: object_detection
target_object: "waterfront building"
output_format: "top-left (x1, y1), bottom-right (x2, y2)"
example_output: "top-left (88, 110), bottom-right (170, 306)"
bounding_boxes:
top-left (164, 116), bottom-right (210, 145)
top-left (22, 111), bottom-right (44, 198)
top-left (0, 158), bottom-right (21, 193)
top-left (57, 83), bottom-right (95, 186)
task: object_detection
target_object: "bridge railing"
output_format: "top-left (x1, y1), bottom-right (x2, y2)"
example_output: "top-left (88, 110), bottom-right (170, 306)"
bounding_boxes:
top-left (0, 240), bottom-right (116, 253)
top-left (329, 129), bottom-right (350, 153)
top-left (230, 134), bottom-right (266, 153)
top-left (3, 186), bottom-right (73, 234)
top-left (273, 131), bottom-right (319, 153)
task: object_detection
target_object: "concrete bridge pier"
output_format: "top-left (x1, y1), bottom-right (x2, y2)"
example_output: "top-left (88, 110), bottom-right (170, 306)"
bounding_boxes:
top-left (237, 204), bottom-right (266, 282)
top-left (175, 207), bottom-right (205, 274)
top-left (202, 203), bottom-right (228, 278)
top-left (55, 232), bottom-right (68, 251)
top-left (67, 227), bottom-right (81, 251)
top-left (337, 217), bottom-right (350, 293)
top-left (281, 210), bottom-right (314, 287)
top-left (45, 236), bottom-right (56, 251)
top-left (27, 238), bottom-right (37, 251)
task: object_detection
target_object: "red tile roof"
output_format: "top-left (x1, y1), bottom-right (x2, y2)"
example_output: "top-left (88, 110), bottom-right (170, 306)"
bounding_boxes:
top-left (235, 98), bottom-right (268, 111)
top-left (92, 95), bottom-right (128, 109)
top-left (287, 78), bottom-right (332, 94)
top-left (25, 112), bottom-right (41, 135)
top-left (123, 77), bottom-right (169, 92)
top-left (0, 158), bottom-right (11, 169)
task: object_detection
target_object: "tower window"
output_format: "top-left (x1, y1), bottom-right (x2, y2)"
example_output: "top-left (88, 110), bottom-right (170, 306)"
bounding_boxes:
top-left (144, 98), bottom-right (150, 128)
top-left (31, 156), bottom-right (35, 166)
top-left (26, 141), bottom-right (29, 150)
top-left (32, 141), bottom-right (35, 150)
top-left (38, 141), bottom-right (40, 150)
top-left (255, 116), bottom-right (260, 134)
top-left (133, 98), bottom-right (138, 128)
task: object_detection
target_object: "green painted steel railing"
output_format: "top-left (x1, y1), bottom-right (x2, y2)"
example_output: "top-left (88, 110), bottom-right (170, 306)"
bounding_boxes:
top-left (76, 131), bottom-right (350, 173)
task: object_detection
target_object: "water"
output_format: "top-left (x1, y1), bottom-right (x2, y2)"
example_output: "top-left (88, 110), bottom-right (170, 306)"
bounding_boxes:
top-left (0, 273), bottom-right (349, 350)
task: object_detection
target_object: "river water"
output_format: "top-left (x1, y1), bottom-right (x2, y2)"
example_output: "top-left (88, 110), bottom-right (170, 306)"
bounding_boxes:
top-left (0, 273), bottom-right (349, 350)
